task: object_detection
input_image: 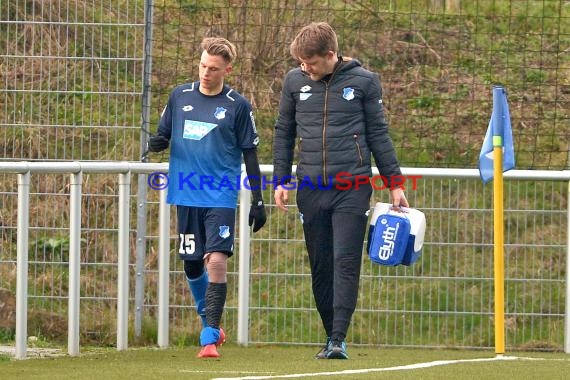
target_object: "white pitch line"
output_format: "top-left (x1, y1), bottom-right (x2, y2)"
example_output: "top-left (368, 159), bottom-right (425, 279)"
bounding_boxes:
top-left (210, 355), bottom-right (564, 380)
top-left (181, 371), bottom-right (276, 375)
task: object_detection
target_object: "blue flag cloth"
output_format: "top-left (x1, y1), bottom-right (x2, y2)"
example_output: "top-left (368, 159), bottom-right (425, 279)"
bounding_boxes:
top-left (478, 86), bottom-right (515, 184)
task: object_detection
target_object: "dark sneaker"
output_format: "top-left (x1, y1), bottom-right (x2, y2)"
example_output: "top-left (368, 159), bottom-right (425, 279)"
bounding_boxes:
top-left (326, 339), bottom-right (348, 359)
top-left (314, 337), bottom-right (331, 359)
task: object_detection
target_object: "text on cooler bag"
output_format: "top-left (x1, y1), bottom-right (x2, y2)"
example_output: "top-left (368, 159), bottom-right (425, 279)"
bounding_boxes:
top-left (378, 219), bottom-right (402, 260)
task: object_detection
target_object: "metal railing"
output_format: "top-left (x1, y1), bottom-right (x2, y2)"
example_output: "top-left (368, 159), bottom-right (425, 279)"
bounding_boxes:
top-left (1, 161), bottom-right (569, 359)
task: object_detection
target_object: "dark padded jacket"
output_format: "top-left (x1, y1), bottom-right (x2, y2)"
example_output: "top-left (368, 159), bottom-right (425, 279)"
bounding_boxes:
top-left (273, 57), bottom-right (402, 186)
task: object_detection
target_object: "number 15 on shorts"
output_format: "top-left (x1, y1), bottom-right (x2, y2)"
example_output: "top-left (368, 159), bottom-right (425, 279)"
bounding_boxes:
top-left (179, 233), bottom-right (196, 255)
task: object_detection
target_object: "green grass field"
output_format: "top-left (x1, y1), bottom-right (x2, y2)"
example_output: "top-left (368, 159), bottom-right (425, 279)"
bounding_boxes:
top-left (2, 344), bottom-right (570, 380)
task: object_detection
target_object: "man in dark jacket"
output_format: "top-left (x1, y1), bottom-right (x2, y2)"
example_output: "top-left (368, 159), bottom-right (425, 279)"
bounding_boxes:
top-left (273, 22), bottom-right (408, 359)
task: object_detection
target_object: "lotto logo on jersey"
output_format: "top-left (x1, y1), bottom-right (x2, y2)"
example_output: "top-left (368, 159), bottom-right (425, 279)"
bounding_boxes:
top-left (183, 120), bottom-right (217, 140)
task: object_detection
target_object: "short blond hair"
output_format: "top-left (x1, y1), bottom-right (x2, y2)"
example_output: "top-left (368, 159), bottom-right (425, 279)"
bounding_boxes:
top-left (200, 37), bottom-right (237, 64)
top-left (290, 22), bottom-right (338, 60)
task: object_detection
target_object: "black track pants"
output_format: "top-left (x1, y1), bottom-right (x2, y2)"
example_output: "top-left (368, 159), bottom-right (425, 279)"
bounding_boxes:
top-left (296, 183), bottom-right (372, 340)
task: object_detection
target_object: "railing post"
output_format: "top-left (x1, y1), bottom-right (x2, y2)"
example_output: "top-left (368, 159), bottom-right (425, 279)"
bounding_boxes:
top-left (237, 170), bottom-right (251, 346)
top-left (564, 181), bottom-right (570, 354)
top-left (117, 172), bottom-right (131, 350)
top-left (68, 171), bottom-right (82, 356)
top-left (15, 171), bottom-right (30, 360)
top-left (135, 0), bottom-right (155, 339)
top-left (157, 177), bottom-right (170, 348)
top-left (134, 175), bottom-right (148, 339)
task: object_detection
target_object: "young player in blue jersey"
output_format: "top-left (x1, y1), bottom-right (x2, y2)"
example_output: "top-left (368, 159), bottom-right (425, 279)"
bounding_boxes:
top-left (147, 37), bottom-right (266, 358)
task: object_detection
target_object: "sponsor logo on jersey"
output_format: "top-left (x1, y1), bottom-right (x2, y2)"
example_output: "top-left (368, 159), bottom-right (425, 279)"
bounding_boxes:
top-left (183, 120), bottom-right (217, 140)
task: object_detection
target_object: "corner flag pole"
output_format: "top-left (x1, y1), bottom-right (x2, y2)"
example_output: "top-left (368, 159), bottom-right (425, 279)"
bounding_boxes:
top-left (493, 136), bottom-right (505, 356)
top-left (491, 86), bottom-right (507, 356)
top-left (480, 86), bottom-right (514, 356)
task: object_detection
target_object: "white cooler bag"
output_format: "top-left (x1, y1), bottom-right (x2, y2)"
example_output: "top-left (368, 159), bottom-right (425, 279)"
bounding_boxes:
top-left (367, 202), bottom-right (426, 266)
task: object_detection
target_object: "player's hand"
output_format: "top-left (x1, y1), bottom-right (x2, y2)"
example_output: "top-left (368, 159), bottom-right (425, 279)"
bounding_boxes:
top-left (148, 134), bottom-right (170, 152)
top-left (274, 186), bottom-right (289, 212)
top-left (248, 200), bottom-right (266, 233)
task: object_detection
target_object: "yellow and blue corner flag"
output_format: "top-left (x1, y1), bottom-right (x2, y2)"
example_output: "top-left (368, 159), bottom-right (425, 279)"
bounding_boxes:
top-left (478, 86), bottom-right (515, 184)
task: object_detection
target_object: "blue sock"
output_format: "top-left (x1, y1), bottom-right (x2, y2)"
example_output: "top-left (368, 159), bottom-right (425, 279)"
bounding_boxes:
top-left (199, 326), bottom-right (220, 346)
top-left (187, 271), bottom-right (208, 327)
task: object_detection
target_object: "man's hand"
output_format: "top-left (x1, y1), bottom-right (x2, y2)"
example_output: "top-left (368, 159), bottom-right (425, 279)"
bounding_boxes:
top-left (248, 200), bottom-right (267, 232)
top-left (389, 188), bottom-right (409, 210)
top-left (148, 135), bottom-right (170, 152)
top-left (274, 186), bottom-right (289, 212)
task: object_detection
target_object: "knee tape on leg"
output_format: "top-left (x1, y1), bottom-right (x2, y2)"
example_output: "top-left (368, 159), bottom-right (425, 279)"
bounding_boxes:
top-left (206, 254), bottom-right (227, 282)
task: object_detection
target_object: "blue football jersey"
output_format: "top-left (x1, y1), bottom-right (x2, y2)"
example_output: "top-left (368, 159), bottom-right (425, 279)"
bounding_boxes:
top-left (158, 82), bottom-right (259, 208)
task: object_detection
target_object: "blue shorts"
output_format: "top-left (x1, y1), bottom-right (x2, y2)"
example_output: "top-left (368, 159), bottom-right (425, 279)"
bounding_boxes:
top-left (176, 206), bottom-right (236, 261)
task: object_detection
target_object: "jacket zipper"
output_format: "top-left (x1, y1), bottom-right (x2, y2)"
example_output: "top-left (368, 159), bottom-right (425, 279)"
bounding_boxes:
top-left (322, 87), bottom-right (329, 185)
top-left (321, 61), bottom-right (343, 187)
